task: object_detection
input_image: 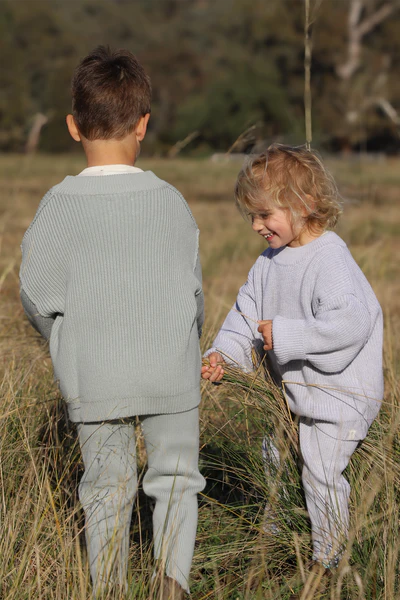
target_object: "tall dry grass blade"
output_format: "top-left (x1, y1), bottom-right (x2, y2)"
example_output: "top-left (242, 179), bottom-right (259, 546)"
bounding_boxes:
top-left (304, 0), bottom-right (313, 149)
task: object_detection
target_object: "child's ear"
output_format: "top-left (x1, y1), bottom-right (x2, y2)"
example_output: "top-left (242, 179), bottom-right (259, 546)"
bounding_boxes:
top-left (135, 113), bottom-right (150, 142)
top-left (66, 114), bottom-right (81, 142)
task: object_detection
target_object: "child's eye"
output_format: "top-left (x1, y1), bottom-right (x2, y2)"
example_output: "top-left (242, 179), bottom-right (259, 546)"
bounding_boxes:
top-left (249, 212), bottom-right (271, 222)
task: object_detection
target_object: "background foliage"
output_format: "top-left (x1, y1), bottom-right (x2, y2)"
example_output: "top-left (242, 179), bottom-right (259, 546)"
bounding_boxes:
top-left (1, 0), bottom-right (400, 154)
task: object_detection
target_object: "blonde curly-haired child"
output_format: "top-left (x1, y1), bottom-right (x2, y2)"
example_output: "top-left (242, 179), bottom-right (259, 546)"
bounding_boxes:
top-left (202, 144), bottom-right (383, 571)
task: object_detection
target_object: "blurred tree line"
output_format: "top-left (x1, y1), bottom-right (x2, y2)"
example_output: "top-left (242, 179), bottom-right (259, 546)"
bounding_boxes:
top-left (1, 0), bottom-right (400, 154)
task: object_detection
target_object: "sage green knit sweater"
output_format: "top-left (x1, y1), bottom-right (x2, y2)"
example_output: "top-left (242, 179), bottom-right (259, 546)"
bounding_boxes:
top-left (20, 172), bottom-right (204, 422)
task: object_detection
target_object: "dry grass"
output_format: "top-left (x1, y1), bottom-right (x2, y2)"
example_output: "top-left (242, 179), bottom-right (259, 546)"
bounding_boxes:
top-left (0, 153), bottom-right (399, 598)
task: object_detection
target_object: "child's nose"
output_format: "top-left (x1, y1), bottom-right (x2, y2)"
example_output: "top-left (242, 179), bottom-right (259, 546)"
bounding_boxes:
top-left (252, 217), bottom-right (263, 232)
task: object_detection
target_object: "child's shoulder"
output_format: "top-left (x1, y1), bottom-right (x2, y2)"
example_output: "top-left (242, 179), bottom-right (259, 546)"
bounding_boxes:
top-left (319, 230), bottom-right (347, 247)
top-left (314, 232), bottom-right (356, 268)
top-left (24, 175), bottom-right (89, 232)
top-left (308, 232), bottom-right (372, 294)
top-left (299, 232), bottom-right (357, 279)
top-left (23, 184), bottom-right (61, 237)
top-left (248, 247), bottom-right (277, 278)
top-left (257, 232), bottom-right (352, 276)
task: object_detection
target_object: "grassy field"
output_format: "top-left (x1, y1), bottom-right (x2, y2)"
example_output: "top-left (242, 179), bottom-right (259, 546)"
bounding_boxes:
top-left (0, 153), bottom-right (399, 599)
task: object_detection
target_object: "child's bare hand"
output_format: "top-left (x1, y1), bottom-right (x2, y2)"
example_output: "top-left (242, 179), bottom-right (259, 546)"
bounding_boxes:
top-left (257, 320), bottom-right (273, 351)
top-left (201, 352), bottom-right (225, 382)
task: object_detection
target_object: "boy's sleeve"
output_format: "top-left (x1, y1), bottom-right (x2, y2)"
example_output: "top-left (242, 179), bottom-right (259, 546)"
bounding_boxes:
top-left (194, 251), bottom-right (204, 338)
top-left (19, 193), bottom-right (66, 323)
top-left (204, 262), bottom-right (262, 371)
top-left (20, 288), bottom-right (55, 341)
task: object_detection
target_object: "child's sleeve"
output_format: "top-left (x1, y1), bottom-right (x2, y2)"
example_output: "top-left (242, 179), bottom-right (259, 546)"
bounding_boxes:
top-left (204, 262), bottom-right (262, 371)
top-left (272, 248), bottom-right (376, 373)
top-left (273, 295), bottom-right (372, 373)
top-left (19, 194), bottom-right (66, 330)
top-left (20, 288), bottom-right (55, 341)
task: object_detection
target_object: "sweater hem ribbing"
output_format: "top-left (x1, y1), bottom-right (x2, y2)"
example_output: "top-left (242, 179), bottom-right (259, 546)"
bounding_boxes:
top-left (286, 400), bottom-right (377, 439)
top-left (66, 389), bottom-right (201, 423)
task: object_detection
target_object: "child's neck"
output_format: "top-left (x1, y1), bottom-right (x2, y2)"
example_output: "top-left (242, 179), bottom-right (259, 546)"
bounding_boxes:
top-left (82, 133), bottom-right (139, 168)
top-left (289, 227), bottom-right (325, 247)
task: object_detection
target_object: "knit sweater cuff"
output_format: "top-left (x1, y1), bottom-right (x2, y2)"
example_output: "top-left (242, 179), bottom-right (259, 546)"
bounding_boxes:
top-left (273, 316), bottom-right (306, 365)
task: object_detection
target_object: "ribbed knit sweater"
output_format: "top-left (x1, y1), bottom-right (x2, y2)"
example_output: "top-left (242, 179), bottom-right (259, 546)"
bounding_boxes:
top-left (206, 232), bottom-right (383, 436)
top-left (20, 171), bottom-right (204, 422)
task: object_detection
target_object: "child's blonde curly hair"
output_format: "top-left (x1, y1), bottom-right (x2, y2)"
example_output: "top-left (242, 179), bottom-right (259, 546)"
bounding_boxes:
top-left (235, 144), bottom-right (342, 232)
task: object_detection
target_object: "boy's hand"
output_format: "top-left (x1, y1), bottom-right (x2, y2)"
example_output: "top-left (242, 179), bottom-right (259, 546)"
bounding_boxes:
top-left (201, 352), bottom-right (225, 382)
top-left (258, 320), bottom-right (273, 351)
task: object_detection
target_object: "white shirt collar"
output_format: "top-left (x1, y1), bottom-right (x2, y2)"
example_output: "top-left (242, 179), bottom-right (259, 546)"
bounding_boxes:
top-left (78, 164), bottom-right (143, 176)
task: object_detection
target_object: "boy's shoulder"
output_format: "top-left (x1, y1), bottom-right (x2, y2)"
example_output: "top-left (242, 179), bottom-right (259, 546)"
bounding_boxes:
top-left (32, 171), bottom-right (194, 212)
top-left (23, 185), bottom-right (59, 237)
top-left (25, 172), bottom-right (198, 236)
top-left (51, 171), bottom-right (190, 210)
top-left (51, 171), bottom-right (167, 196)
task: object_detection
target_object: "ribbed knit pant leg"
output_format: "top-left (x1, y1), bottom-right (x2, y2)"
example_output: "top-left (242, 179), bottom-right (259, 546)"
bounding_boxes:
top-left (261, 435), bottom-right (284, 532)
top-left (262, 435), bottom-right (281, 476)
top-left (77, 421), bottom-right (137, 596)
top-left (299, 418), bottom-right (359, 567)
top-left (141, 408), bottom-right (206, 593)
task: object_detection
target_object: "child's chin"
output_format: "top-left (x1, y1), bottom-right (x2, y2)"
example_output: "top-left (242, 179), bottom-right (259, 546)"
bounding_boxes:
top-left (267, 239), bottom-right (282, 248)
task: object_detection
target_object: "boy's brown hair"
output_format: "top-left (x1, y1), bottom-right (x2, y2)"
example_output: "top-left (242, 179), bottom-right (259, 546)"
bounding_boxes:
top-left (235, 144), bottom-right (342, 231)
top-left (71, 45), bottom-right (151, 141)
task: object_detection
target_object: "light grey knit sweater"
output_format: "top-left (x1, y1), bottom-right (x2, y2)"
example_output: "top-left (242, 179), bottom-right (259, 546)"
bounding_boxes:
top-left (20, 171), bottom-right (204, 422)
top-left (207, 232), bottom-right (383, 437)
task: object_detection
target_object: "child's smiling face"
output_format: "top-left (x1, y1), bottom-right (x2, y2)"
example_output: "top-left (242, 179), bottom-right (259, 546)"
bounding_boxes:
top-left (235, 146), bottom-right (342, 245)
top-left (250, 205), bottom-right (319, 248)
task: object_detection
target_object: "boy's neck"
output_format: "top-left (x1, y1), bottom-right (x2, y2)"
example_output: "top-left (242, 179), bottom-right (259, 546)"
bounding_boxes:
top-left (82, 132), bottom-right (139, 168)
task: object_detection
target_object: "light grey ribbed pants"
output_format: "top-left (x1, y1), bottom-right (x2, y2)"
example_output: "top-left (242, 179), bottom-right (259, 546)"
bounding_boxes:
top-left (77, 408), bottom-right (205, 596)
top-left (299, 418), bottom-right (360, 566)
top-left (263, 418), bottom-right (361, 567)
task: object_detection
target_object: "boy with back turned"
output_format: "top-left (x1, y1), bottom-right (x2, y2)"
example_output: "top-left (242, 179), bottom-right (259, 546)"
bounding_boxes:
top-left (20, 46), bottom-right (205, 599)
